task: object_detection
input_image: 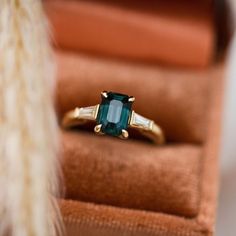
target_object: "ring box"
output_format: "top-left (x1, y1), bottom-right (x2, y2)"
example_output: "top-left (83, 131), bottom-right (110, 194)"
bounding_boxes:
top-left (45, 0), bottom-right (229, 235)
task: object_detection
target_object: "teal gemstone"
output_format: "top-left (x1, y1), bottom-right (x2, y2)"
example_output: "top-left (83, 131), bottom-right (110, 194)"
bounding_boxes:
top-left (97, 92), bottom-right (133, 136)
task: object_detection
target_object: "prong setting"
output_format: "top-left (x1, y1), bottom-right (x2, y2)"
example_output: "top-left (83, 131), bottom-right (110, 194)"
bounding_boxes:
top-left (62, 90), bottom-right (164, 144)
top-left (120, 129), bottom-right (129, 139)
top-left (128, 96), bottom-right (135, 102)
top-left (101, 91), bottom-right (108, 98)
top-left (94, 124), bottom-right (104, 135)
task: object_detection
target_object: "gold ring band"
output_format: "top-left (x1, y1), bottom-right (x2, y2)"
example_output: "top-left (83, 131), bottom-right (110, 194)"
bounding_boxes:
top-left (62, 92), bottom-right (165, 145)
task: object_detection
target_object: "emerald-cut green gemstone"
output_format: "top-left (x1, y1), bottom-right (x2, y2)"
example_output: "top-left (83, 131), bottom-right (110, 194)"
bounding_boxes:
top-left (96, 92), bottom-right (133, 136)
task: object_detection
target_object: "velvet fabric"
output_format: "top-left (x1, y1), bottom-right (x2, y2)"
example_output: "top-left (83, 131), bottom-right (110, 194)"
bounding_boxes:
top-left (45, 0), bottom-right (215, 68)
top-left (54, 49), bottom-right (224, 235)
top-left (48, 1), bottom-right (224, 235)
top-left (56, 51), bottom-right (212, 143)
top-left (56, 68), bottom-right (223, 236)
top-left (62, 131), bottom-right (201, 217)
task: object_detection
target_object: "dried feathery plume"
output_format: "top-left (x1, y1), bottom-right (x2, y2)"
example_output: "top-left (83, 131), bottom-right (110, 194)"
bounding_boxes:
top-left (0, 1), bottom-right (62, 236)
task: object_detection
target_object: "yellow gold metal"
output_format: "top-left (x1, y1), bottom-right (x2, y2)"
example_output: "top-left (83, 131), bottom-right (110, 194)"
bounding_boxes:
top-left (128, 96), bottom-right (135, 102)
top-left (94, 124), bottom-right (104, 135)
top-left (94, 104), bottom-right (100, 118)
top-left (101, 91), bottom-right (108, 98)
top-left (62, 105), bottom-right (165, 145)
top-left (120, 129), bottom-right (129, 139)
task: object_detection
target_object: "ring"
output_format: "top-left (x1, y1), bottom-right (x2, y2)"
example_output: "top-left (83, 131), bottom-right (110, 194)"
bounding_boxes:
top-left (62, 91), bottom-right (165, 145)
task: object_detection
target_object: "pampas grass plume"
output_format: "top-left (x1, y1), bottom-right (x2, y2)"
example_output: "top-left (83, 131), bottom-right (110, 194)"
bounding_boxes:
top-left (0, 1), bottom-right (62, 235)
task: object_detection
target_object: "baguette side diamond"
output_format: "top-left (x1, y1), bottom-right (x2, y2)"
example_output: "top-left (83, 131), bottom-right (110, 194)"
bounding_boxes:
top-left (130, 112), bottom-right (153, 130)
top-left (78, 105), bottom-right (99, 120)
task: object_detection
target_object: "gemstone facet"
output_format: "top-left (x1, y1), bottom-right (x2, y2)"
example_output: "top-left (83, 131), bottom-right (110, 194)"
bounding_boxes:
top-left (96, 92), bottom-right (133, 136)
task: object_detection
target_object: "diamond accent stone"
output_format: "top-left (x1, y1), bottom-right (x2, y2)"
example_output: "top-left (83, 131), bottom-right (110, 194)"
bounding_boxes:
top-left (131, 112), bottom-right (152, 130)
top-left (78, 106), bottom-right (97, 120)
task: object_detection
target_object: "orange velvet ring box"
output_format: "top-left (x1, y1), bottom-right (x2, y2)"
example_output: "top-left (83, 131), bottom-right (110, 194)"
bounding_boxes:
top-left (45, 0), bottom-right (225, 235)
